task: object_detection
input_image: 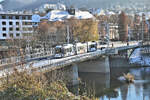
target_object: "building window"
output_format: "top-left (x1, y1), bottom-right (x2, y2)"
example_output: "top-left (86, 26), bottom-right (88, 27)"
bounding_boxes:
top-left (23, 27), bottom-right (27, 31)
top-left (23, 27), bottom-right (32, 31)
top-left (16, 16), bottom-right (19, 19)
top-left (22, 22), bottom-right (25, 25)
top-left (2, 16), bottom-right (6, 19)
top-left (2, 21), bottom-right (6, 25)
top-left (23, 22), bottom-right (32, 25)
top-left (3, 33), bottom-right (7, 37)
top-left (28, 27), bottom-right (33, 31)
top-left (28, 16), bottom-right (31, 20)
top-left (22, 16), bottom-right (26, 20)
top-left (10, 33), bottom-right (13, 38)
top-left (9, 21), bottom-right (13, 25)
top-left (29, 22), bottom-right (32, 25)
top-left (16, 33), bottom-right (20, 37)
top-left (16, 22), bottom-right (19, 25)
top-left (16, 28), bottom-right (20, 31)
top-left (9, 27), bottom-right (13, 31)
top-left (2, 27), bottom-right (6, 31)
top-left (9, 16), bottom-right (13, 19)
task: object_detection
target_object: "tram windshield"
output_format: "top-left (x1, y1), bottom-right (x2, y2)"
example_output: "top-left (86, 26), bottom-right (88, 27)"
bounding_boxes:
top-left (90, 44), bottom-right (96, 48)
top-left (55, 48), bottom-right (62, 54)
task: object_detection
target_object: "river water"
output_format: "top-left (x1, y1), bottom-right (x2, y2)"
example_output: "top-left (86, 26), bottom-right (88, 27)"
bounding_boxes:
top-left (79, 67), bottom-right (150, 100)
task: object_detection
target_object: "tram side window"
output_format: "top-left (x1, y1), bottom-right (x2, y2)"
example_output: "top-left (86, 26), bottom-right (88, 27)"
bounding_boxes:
top-left (70, 48), bottom-right (73, 52)
top-left (64, 49), bottom-right (67, 54)
top-left (68, 48), bottom-right (71, 52)
top-left (77, 46), bottom-right (81, 51)
top-left (80, 47), bottom-right (84, 50)
top-left (78, 47), bottom-right (81, 51)
top-left (64, 48), bottom-right (71, 54)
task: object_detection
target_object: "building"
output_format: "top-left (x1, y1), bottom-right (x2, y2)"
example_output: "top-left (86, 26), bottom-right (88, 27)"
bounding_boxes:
top-left (39, 3), bottom-right (66, 13)
top-left (109, 23), bottom-right (119, 40)
top-left (118, 11), bottom-right (128, 41)
top-left (0, 11), bottom-right (33, 40)
top-left (133, 14), bottom-right (141, 40)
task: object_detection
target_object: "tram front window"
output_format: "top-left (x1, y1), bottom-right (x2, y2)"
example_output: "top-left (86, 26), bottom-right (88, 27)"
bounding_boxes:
top-left (55, 48), bottom-right (62, 54)
top-left (90, 44), bottom-right (96, 48)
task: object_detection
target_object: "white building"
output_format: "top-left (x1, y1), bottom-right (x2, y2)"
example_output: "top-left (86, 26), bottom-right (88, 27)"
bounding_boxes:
top-left (39, 3), bottom-right (66, 13)
top-left (0, 12), bottom-right (33, 40)
top-left (32, 9), bottom-right (94, 23)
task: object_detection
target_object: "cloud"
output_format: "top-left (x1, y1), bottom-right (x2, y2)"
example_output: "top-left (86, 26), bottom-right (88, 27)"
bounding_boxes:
top-left (0, 0), bottom-right (4, 2)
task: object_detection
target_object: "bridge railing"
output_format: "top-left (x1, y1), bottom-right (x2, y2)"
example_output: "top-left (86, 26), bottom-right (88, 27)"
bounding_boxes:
top-left (39, 49), bottom-right (106, 70)
top-left (0, 48), bottom-right (55, 66)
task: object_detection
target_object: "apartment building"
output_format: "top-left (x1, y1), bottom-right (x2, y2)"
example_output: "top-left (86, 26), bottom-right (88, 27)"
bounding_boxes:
top-left (109, 23), bottom-right (119, 40)
top-left (0, 12), bottom-right (33, 40)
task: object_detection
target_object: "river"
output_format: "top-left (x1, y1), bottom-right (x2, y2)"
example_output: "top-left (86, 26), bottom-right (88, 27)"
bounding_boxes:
top-left (78, 67), bottom-right (150, 100)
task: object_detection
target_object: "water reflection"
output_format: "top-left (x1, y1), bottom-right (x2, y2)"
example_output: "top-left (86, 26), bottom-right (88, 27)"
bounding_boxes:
top-left (79, 67), bottom-right (150, 100)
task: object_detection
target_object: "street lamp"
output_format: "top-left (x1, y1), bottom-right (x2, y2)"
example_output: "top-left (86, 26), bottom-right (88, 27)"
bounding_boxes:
top-left (105, 22), bottom-right (110, 47)
top-left (128, 27), bottom-right (131, 41)
top-left (146, 20), bottom-right (150, 41)
top-left (67, 25), bottom-right (70, 44)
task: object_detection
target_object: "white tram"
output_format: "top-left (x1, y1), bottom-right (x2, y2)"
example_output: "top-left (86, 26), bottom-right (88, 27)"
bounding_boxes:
top-left (87, 41), bottom-right (97, 52)
top-left (75, 42), bottom-right (87, 54)
top-left (54, 44), bottom-right (75, 58)
top-left (96, 41), bottom-right (107, 49)
top-left (54, 40), bottom-right (138, 59)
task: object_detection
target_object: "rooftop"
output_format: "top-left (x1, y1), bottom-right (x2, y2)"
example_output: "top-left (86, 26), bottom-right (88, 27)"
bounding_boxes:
top-left (0, 11), bottom-right (33, 15)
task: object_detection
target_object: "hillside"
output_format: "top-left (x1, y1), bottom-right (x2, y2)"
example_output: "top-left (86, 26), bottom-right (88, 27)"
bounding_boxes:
top-left (1, 0), bottom-right (150, 10)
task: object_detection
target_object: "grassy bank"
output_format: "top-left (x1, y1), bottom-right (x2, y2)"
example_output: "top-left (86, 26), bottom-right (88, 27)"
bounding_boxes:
top-left (0, 68), bottom-right (97, 100)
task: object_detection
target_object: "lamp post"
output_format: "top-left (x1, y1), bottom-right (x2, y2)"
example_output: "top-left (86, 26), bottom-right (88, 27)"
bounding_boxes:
top-left (106, 22), bottom-right (110, 47)
top-left (67, 25), bottom-right (70, 44)
top-left (128, 27), bottom-right (131, 41)
top-left (142, 20), bottom-right (144, 41)
top-left (146, 20), bottom-right (150, 41)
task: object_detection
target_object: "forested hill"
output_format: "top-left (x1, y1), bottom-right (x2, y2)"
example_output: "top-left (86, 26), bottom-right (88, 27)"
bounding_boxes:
top-left (0, 0), bottom-right (150, 10)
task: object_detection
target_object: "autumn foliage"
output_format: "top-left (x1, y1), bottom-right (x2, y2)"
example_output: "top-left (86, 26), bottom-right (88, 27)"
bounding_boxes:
top-left (69, 19), bottom-right (99, 42)
top-left (0, 68), bottom-right (93, 100)
top-left (35, 19), bottom-right (99, 46)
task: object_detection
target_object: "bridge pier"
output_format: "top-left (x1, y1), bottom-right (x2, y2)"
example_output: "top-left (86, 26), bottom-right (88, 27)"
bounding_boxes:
top-left (72, 63), bottom-right (79, 85)
top-left (78, 56), bottom-right (110, 74)
top-left (110, 49), bottom-right (135, 68)
top-left (43, 63), bottom-right (79, 86)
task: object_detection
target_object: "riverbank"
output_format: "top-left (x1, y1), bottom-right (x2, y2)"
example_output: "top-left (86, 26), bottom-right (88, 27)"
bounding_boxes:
top-left (129, 47), bottom-right (150, 66)
top-left (0, 68), bottom-right (96, 100)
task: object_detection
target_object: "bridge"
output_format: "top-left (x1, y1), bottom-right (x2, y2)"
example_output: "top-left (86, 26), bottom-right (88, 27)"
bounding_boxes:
top-left (0, 41), bottom-right (149, 85)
